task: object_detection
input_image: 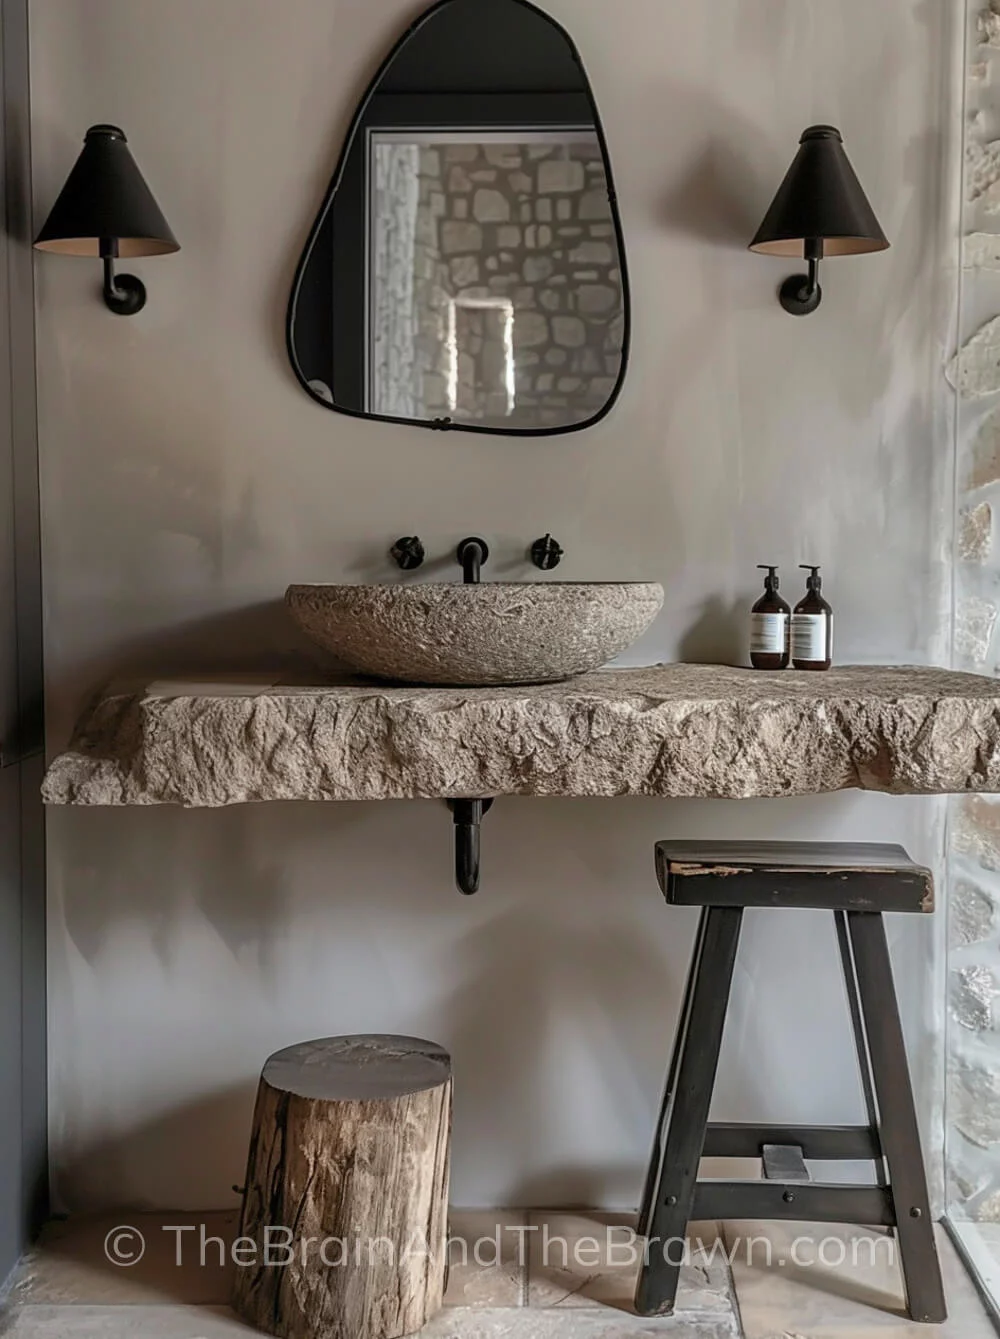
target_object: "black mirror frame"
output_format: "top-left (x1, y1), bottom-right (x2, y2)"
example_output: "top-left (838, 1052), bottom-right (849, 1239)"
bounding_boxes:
top-left (286, 0), bottom-right (631, 438)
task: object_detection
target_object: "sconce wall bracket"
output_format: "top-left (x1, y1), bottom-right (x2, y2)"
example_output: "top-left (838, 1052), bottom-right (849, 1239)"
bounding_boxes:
top-left (779, 274), bottom-right (822, 317)
top-left (101, 242), bottom-right (146, 316)
top-left (778, 244), bottom-right (823, 317)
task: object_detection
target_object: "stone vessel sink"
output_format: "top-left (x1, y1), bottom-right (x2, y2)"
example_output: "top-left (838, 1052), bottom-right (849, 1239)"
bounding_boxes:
top-left (285, 582), bottom-right (664, 686)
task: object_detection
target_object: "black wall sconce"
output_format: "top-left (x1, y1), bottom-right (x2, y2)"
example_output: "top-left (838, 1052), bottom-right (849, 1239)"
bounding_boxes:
top-left (33, 125), bottom-right (178, 315)
top-left (749, 125), bottom-right (888, 316)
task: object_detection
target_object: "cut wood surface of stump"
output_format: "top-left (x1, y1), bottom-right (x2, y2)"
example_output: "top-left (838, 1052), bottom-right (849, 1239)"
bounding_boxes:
top-left (232, 1034), bottom-right (452, 1339)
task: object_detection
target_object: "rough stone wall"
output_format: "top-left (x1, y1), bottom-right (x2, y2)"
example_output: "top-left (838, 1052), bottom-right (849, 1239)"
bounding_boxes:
top-left (370, 143), bottom-right (422, 419)
top-left (401, 137), bottom-right (624, 428)
top-left (948, 2), bottom-right (1000, 1226)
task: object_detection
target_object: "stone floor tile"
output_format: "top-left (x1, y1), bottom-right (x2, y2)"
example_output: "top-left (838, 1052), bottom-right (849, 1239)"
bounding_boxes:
top-left (0, 1303), bottom-right (739, 1338)
top-left (421, 1308), bottom-right (740, 1337)
top-left (526, 1213), bottom-right (733, 1317)
top-left (9, 1213), bottom-right (238, 1307)
top-left (0, 1306), bottom-right (257, 1337)
top-left (445, 1212), bottom-right (527, 1307)
top-left (726, 1219), bottom-right (995, 1337)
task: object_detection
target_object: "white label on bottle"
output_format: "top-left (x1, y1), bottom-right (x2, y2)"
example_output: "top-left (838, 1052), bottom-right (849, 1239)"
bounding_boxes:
top-left (792, 613), bottom-right (831, 662)
top-left (750, 612), bottom-right (788, 655)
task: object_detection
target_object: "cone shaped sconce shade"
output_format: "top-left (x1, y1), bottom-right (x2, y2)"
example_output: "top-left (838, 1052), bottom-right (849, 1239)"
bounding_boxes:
top-left (750, 126), bottom-right (888, 315)
top-left (34, 125), bottom-right (178, 314)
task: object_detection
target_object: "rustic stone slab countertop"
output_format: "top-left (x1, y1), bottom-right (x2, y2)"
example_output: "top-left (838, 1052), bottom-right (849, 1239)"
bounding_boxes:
top-left (40, 664), bottom-right (1000, 807)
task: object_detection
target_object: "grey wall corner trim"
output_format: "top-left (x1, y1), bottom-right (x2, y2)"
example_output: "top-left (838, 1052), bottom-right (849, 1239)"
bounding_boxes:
top-left (0, 0), bottom-right (48, 1288)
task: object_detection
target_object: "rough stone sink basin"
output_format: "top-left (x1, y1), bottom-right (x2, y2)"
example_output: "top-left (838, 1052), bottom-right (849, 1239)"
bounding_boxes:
top-left (285, 582), bottom-right (664, 686)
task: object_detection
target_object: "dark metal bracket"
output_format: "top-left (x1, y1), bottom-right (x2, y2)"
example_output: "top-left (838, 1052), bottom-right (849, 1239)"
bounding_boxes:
top-left (447, 798), bottom-right (494, 895)
top-left (100, 238), bottom-right (146, 316)
top-left (779, 238), bottom-right (823, 317)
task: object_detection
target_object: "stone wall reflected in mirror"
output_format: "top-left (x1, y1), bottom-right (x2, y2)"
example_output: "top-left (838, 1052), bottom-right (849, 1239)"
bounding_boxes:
top-left (287, 0), bottom-right (629, 437)
top-left (369, 131), bottom-right (623, 429)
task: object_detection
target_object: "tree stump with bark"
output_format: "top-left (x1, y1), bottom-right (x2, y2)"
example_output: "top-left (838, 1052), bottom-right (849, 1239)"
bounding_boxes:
top-left (232, 1034), bottom-right (452, 1339)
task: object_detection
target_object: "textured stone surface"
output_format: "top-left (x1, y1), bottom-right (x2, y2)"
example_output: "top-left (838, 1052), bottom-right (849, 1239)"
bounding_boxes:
top-left (728, 1221), bottom-right (993, 1339)
top-left (955, 594), bottom-right (998, 661)
top-left (951, 1058), bottom-right (1000, 1148)
top-left (424, 1309), bottom-right (737, 1338)
top-left (41, 664), bottom-right (1000, 808)
top-left (973, 1189), bottom-right (1000, 1221)
top-left (964, 408), bottom-right (1000, 491)
top-left (953, 796), bottom-right (1000, 871)
top-left (951, 878), bottom-right (999, 946)
top-left (960, 501), bottom-right (994, 562)
top-left (525, 1214), bottom-right (732, 1317)
top-left (285, 582), bottom-right (664, 687)
top-left (965, 232), bottom-right (1000, 269)
top-left (366, 136), bottom-right (623, 431)
top-left (4, 1212), bottom-right (740, 1338)
top-left (0, 1307), bottom-right (740, 1338)
top-left (951, 965), bottom-right (1000, 1030)
top-left (981, 5), bottom-right (1000, 49)
top-left (947, 315), bottom-right (1000, 396)
top-left (968, 141), bottom-right (1000, 213)
top-left (950, 79), bottom-right (1000, 1227)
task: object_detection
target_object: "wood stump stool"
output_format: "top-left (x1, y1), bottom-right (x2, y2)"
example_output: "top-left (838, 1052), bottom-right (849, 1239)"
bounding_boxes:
top-left (636, 842), bottom-right (946, 1325)
top-left (232, 1034), bottom-right (452, 1339)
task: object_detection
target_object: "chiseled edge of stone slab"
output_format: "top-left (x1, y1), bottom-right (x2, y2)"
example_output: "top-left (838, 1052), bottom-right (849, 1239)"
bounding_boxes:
top-left (41, 664), bottom-right (1000, 807)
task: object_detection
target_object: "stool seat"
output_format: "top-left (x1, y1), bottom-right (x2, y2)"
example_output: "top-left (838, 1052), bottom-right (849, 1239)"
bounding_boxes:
top-left (656, 840), bottom-right (933, 912)
top-left (636, 839), bottom-right (945, 1325)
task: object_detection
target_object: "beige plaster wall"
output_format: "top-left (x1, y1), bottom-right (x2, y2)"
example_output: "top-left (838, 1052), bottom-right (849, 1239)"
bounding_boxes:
top-left (30, 0), bottom-right (959, 1209)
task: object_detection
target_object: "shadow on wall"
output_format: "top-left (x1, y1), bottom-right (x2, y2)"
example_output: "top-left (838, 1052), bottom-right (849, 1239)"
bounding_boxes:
top-left (438, 903), bottom-right (672, 1209)
top-left (51, 796), bottom-right (706, 1212)
top-left (658, 137), bottom-right (763, 252)
top-left (677, 596), bottom-right (747, 666)
top-left (53, 1086), bottom-right (255, 1217)
top-left (54, 601), bottom-right (346, 739)
top-left (43, 790), bottom-right (912, 1212)
top-left (59, 589), bottom-right (756, 741)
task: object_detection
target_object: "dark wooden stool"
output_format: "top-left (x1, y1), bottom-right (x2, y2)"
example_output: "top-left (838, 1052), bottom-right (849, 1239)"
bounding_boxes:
top-left (635, 841), bottom-right (946, 1325)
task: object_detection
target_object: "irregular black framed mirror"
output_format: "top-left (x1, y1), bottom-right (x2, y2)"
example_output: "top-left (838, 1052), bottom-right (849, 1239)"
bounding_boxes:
top-left (287, 0), bottom-right (630, 436)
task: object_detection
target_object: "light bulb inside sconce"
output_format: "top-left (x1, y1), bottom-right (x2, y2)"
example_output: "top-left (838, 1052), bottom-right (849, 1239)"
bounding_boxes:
top-left (33, 124), bottom-right (179, 315)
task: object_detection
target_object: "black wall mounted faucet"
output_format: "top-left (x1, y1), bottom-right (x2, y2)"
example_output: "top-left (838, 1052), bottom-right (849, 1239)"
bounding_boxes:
top-left (456, 537), bottom-right (489, 584)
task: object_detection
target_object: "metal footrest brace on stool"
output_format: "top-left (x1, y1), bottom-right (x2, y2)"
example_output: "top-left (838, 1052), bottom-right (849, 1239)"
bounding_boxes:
top-left (635, 857), bottom-right (947, 1326)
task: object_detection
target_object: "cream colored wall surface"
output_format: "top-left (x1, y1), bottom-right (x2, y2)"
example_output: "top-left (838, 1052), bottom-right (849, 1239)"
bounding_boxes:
top-left (32, 0), bottom-right (959, 1210)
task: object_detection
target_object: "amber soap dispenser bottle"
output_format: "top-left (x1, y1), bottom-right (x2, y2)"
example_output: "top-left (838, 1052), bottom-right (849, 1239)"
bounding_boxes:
top-left (792, 565), bottom-right (833, 670)
top-left (750, 565), bottom-right (790, 670)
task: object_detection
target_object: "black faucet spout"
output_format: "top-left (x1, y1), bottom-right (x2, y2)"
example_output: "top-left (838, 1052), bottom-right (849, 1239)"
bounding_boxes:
top-left (456, 536), bottom-right (489, 584)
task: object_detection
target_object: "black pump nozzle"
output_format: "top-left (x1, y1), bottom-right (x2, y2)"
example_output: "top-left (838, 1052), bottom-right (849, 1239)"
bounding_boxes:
top-left (757, 564), bottom-right (780, 591)
top-left (800, 564), bottom-right (822, 591)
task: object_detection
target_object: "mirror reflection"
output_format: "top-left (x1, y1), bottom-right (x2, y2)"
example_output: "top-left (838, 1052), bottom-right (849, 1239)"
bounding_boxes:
top-left (288, 0), bottom-right (629, 436)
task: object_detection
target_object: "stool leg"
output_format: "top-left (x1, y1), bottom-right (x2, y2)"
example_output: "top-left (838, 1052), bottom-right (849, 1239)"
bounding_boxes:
top-left (635, 906), bottom-right (743, 1317)
top-left (834, 911), bottom-right (885, 1186)
top-left (843, 911), bottom-right (947, 1324)
top-left (638, 908), bottom-right (711, 1238)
